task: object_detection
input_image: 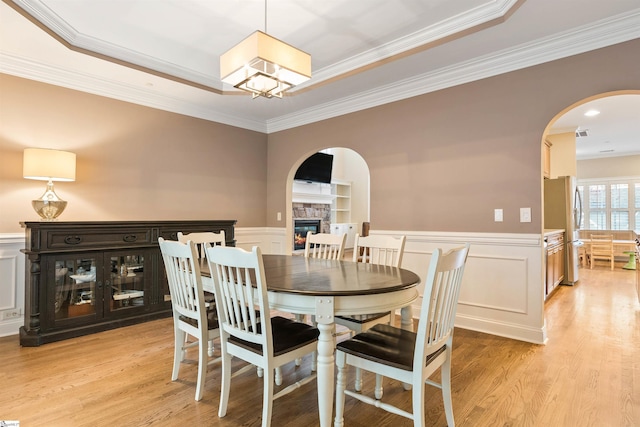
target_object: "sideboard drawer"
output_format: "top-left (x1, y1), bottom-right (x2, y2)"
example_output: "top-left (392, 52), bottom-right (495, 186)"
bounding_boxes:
top-left (46, 228), bottom-right (153, 249)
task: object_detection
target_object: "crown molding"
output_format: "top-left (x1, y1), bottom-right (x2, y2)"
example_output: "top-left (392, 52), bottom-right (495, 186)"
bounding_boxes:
top-left (2, 9), bottom-right (639, 134)
top-left (10, 0), bottom-right (223, 91)
top-left (306, 0), bottom-right (520, 85)
top-left (267, 9), bottom-right (640, 132)
top-left (0, 52), bottom-right (268, 132)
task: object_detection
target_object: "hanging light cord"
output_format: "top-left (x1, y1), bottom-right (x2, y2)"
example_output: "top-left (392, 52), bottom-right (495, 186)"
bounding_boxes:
top-left (264, 0), bottom-right (268, 33)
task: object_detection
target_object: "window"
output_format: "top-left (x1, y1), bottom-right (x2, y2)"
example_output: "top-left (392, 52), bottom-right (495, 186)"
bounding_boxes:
top-left (587, 184), bottom-right (606, 229)
top-left (610, 183), bottom-right (629, 229)
top-left (578, 177), bottom-right (640, 232)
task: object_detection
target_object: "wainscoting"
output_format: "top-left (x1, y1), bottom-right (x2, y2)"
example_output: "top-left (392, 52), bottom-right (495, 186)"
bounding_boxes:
top-left (0, 228), bottom-right (546, 344)
top-left (0, 233), bottom-right (25, 338)
top-left (235, 228), bottom-right (546, 344)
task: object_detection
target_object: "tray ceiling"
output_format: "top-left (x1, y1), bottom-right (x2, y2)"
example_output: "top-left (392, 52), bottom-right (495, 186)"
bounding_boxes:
top-left (1, 0), bottom-right (639, 158)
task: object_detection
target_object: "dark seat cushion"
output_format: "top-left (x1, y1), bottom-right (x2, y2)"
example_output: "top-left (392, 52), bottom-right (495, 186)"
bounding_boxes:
top-left (178, 309), bottom-right (219, 330)
top-left (203, 291), bottom-right (215, 305)
top-left (229, 316), bottom-right (319, 357)
top-left (178, 292), bottom-right (217, 329)
top-left (336, 323), bottom-right (445, 371)
top-left (335, 312), bottom-right (391, 325)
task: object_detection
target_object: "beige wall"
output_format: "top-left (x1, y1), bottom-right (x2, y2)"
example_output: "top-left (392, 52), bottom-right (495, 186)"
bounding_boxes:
top-left (577, 154), bottom-right (640, 179)
top-left (547, 132), bottom-right (577, 178)
top-left (0, 74), bottom-right (267, 234)
top-left (2, 40), bottom-right (639, 236)
top-left (267, 39), bottom-right (640, 233)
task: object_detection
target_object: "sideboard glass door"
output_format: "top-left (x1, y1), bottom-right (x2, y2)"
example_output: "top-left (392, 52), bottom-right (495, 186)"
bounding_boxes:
top-left (107, 253), bottom-right (148, 315)
top-left (52, 255), bottom-right (100, 324)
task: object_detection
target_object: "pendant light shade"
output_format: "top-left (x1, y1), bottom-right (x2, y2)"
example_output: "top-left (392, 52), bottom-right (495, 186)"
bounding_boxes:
top-left (220, 30), bottom-right (311, 99)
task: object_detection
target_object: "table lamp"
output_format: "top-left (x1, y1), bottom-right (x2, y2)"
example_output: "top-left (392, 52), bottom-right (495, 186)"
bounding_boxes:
top-left (23, 148), bottom-right (76, 221)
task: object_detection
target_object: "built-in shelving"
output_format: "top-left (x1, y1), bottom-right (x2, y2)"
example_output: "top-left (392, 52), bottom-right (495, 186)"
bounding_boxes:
top-left (331, 180), bottom-right (351, 224)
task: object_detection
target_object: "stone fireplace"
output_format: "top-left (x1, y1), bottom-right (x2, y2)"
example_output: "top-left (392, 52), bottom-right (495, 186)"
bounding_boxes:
top-left (292, 202), bottom-right (331, 251)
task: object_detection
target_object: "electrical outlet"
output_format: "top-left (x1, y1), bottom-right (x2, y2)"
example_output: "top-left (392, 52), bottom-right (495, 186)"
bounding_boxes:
top-left (494, 209), bottom-right (503, 222)
top-left (1, 309), bottom-right (21, 320)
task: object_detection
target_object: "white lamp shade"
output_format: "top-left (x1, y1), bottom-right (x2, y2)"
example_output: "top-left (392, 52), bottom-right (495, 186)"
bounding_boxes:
top-left (23, 148), bottom-right (76, 181)
top-left (220, 31), bottom-right (311, 95)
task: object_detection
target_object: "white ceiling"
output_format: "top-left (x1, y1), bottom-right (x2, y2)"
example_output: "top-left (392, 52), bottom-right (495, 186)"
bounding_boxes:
top-left (1, 0), bottom-right (639, 159)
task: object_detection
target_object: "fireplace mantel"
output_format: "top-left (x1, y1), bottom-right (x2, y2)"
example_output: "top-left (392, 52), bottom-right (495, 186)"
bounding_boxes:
top-left (292, 181), bottom-right (333, 205)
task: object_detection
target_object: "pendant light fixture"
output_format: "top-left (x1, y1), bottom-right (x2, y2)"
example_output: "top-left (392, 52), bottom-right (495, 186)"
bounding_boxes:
top-left (219, 0), bottom-right (311, 99)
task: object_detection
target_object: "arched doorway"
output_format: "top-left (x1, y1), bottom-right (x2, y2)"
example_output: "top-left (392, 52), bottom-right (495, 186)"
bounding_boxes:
top-left (541, 90), bottom-right (640, 298)
top-left (286, 148), bottom-right (370, 255)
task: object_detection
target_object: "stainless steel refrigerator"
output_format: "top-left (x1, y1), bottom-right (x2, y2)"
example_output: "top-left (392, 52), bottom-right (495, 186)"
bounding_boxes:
top-left (544, 176), bottom-right (583, 285)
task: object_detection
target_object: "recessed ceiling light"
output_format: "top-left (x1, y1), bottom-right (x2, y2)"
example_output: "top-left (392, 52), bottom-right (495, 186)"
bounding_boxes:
top-left (584, 109), bottom-right (600, 117)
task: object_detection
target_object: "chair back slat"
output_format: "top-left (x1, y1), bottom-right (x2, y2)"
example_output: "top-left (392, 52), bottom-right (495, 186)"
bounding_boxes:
top-left (304, 231), bottom-right (346, 260)
top-left (590, 233), bottom-right (613, 253)
top-left (415, 244), bottom-right (470, 369)
top-left (353, 234), bottom-right (406, 267)
top-left (206, 246), bottom-right (270, 348)
top-left (159, 238), bottom-right (206, 323)
top-left (178, 231), bottom-right (226, 260)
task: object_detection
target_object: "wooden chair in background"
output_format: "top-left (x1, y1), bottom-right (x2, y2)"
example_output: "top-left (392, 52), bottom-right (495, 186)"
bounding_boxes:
top-left (589, 233), bottom-right (614, 270)
top-left (334, 243), bottom-right (471, 427)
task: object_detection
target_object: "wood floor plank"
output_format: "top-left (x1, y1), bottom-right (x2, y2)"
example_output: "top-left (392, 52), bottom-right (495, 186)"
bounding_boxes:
top-left (0, 265), bottom-right (637, 426)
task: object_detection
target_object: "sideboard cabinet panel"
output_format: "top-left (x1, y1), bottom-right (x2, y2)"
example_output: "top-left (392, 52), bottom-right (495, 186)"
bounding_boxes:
top-left (20, 220), bottom-right (236, 346)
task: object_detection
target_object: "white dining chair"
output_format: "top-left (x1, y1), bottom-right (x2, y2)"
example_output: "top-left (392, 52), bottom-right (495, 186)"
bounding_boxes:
top-left (335, 233), bottom-right (406, 394)
top-left (158, 237), bottom-right (221, 401)
top-left (205, 245), bottom-right (319, 427)
top-left (334, 243), bottom-right (470, 427)
top-left (304, 231), bottom-right (346, 260)
top-left (339, 234), bottom-right (407, 335)
top-left (178, 230), bottom-right (226, 257)
top-left (177, 230), bottom-right (225, 357)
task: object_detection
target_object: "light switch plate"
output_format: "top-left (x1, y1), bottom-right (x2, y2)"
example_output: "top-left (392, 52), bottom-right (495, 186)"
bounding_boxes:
top-left (520, 207), bottom-right (531, 222)
top-left (494, 209), bottom-right (503, 222)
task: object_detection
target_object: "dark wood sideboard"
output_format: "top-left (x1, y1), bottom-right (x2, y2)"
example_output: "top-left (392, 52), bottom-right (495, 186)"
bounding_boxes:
top-left (20, 220), bottom-right (236, 346)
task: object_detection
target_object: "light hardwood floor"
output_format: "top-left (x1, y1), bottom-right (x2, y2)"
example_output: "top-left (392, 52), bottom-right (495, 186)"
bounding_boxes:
top-left (1, 265), bottom-right (637, 426)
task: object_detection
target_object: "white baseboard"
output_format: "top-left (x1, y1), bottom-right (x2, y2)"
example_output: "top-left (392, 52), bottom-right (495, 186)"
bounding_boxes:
top-left (456, 313), bottom-right (548, 345)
